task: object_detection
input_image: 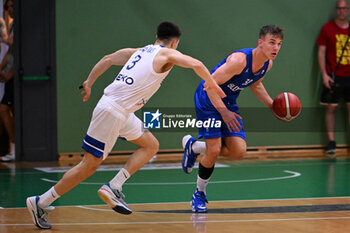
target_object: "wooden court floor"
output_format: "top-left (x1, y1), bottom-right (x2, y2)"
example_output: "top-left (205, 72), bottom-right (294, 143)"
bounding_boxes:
top-left (1, 158), bottom-right (350, 232)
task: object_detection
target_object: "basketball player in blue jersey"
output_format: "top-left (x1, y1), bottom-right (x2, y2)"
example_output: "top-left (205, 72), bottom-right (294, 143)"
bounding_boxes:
top-left (182, 25), bottom-right (284, 213)
top-left (25, 22), bottom-right (226, 229)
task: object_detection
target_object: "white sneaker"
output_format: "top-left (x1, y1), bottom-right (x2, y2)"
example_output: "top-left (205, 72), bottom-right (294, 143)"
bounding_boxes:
top-left (1, 153), bottom-right (15, 162)
top-left (98, 183), bottom-right (132, 214)
top-left (26, 196), bottom-right (55, 229)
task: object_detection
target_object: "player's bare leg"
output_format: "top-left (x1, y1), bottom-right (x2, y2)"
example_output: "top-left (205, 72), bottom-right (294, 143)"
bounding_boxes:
top-left (125, 130), bottom-right (159, 175)
top-left (200, 137), bottom-right (221, 167)
top-left (98, 130), bottom-right (159, 214)
top-left (190, 137), bottom-right (221, 212)
top-left (220, 136), bottom-right (246, 159)
top-left (27, 152), bottom-right (103, 229)
top-left (55, 152), bottom-right (103, 195)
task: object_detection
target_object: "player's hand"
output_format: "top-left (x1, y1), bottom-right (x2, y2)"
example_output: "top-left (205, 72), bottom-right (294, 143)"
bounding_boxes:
top-left (274, 114), bottom-right (290, 122)
top-left (219, 108), bottom-right (242, 133)
top-left (80, 81), bottom-right (91, 102)
top-left (322, 74), bottom-right (333, 89)
top-left (203, 82), bottom-right (226, 98)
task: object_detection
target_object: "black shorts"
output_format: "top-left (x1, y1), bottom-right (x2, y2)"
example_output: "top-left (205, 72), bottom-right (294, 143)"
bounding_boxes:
top-left (1, 78), bottom-right (14, 106)
top-left (320, 76), bottom-right (350, 105)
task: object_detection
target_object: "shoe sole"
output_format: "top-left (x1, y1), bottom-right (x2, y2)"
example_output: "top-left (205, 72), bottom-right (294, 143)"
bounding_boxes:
top-left (191, 207), bottom-right (208, 213)
top-left (98, 188), bottom-right (132, 215)
top-left (191, 201), bottom-right (208, 213)
top-left (182, 137), bottom-right (198, 174)
top-left (1, 159), bottom-right (14, 162)
top-left (182, 154), bottom-right (192, 174)
top-left (26, 197), bottom-right (51, 229)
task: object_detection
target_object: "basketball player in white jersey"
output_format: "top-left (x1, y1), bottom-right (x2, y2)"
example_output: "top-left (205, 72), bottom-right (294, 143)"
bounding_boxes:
top-left (25, 21), bottom-right (226, 229)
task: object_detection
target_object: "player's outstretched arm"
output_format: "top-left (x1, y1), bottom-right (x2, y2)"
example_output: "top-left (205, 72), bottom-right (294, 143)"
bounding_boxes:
top-left (80, 48), bottom-right (137, 102)
top-left (164, 49), bottom-right (226, 98)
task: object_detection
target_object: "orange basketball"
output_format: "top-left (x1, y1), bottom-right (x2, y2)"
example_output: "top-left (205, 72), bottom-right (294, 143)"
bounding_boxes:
top-left (272, 92), bottom-right (301, 121)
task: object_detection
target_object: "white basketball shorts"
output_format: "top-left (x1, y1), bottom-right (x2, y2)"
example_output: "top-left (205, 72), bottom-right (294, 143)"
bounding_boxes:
top-left (82, 95), bottom-right (144, 159)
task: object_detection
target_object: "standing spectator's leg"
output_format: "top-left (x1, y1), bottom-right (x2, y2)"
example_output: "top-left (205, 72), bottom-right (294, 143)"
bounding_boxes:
top-left (325, 105), bottom-right (337, 154)
top-left (0, 103), bottom-right (14, 161)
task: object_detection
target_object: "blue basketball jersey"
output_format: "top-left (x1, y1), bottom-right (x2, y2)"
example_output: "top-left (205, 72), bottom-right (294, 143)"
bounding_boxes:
top-left (195, 48), bottom-right (269, 110)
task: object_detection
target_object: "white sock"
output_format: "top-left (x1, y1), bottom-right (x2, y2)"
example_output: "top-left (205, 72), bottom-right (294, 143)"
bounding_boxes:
top-left (11, 143), bottom-right (15, 154)
top-left (38, 187), bottom-right (60, 207)
top-left (196, 175), bottom-right (210, 194)
top-left (192, 141), bottom-right (206, 154)
top-left (182, 135), bottom-right (206, 154)
top-left (109, 168), bottom-right (130, 191)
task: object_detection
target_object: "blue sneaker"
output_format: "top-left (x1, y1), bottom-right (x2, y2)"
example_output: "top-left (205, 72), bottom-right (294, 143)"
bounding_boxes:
top-left (191, 189), bottom-right (208, 213)
top-left (182, 135), bottom-right (200, 174)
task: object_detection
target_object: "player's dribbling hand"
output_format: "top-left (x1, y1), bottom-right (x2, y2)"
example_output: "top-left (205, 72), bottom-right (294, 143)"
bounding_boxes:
top-left (203, 82), bottom-right (226, 98)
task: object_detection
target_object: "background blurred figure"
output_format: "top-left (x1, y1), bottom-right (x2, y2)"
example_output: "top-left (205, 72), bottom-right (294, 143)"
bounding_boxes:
top-left (317, 0), bottom-right (350, 155)
top-left (0, 0), bottom-right (14, 162)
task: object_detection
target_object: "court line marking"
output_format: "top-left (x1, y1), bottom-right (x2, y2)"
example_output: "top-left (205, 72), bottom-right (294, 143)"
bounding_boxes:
top-left (2, 216), bottom-right (350, 226)
top-left (40, 170), bottom-right (300, 186)
top-left (35, 163), bottom-right (229, 173)
top-left (76, 196), bottom-right (350, 212)
top-left (77, 205), bottom-right (113, 212)
top-left (2, 196), bottom-right (350, 210)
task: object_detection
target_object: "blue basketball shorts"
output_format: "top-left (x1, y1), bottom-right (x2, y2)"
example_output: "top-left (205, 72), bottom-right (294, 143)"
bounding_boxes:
top-left (195, 103), bottom-right (246, 140)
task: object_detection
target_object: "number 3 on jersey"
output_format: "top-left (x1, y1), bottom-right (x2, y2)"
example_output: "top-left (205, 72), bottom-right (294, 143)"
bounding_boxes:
top-left (126, 55), bottom-right (142, 70)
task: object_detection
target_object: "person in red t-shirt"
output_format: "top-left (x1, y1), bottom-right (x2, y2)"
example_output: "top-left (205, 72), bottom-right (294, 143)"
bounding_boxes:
top-left (317, 0), bottom-right (350, 155)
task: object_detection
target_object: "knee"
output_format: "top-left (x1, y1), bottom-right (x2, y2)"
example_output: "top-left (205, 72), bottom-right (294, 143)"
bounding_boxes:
top-left (326, 105), bottom-right (337, 113)
top-left (88, 162), bottom-right (101, 172)
top-left (144, 136), bottom-right (159, 156)
top-left (150, 138), bottom-right (159, 155)
top-left (206, 145), bottom-right (221, 160)
top-left (81, 154), bottom-right (102, 173)
top-left (228, 148), bottom-right (246, 159)
top-left (226, 144), bottom-right (246, 159)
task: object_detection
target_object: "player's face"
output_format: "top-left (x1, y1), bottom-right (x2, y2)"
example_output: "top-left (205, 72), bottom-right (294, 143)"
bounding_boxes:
top-left (259, 34), bottom-right (282, 60)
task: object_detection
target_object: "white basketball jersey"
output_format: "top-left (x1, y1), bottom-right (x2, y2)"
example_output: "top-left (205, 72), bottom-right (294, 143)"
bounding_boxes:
top-left (104, 44), bottom-right (170, 112)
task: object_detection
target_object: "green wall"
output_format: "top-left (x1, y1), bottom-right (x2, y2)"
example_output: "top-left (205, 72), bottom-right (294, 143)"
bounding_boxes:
top-left (56, 0), bottom-right (348, 153)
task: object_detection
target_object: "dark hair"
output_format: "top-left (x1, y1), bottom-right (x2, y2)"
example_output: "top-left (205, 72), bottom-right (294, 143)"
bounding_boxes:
top-left (156, 21), bottom-right (182, 43)
top-left (4, 0), bottom-right (12, 10)
top-left (259, 25), bottom-right (284, 39)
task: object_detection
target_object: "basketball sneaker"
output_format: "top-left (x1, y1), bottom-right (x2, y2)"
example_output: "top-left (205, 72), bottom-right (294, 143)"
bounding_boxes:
top-left (182, 135), bottom-right (200, 174)
top-left (26, 196), bottom-right (55, 229)
top-left (191, 189), bottom-right (208, 213)
top-left (1, 152), bottom-right (15, 162)
top-left (325, 141), bottom-right (336, 155)
top-left (98, 183), bottom-right (132, 215)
